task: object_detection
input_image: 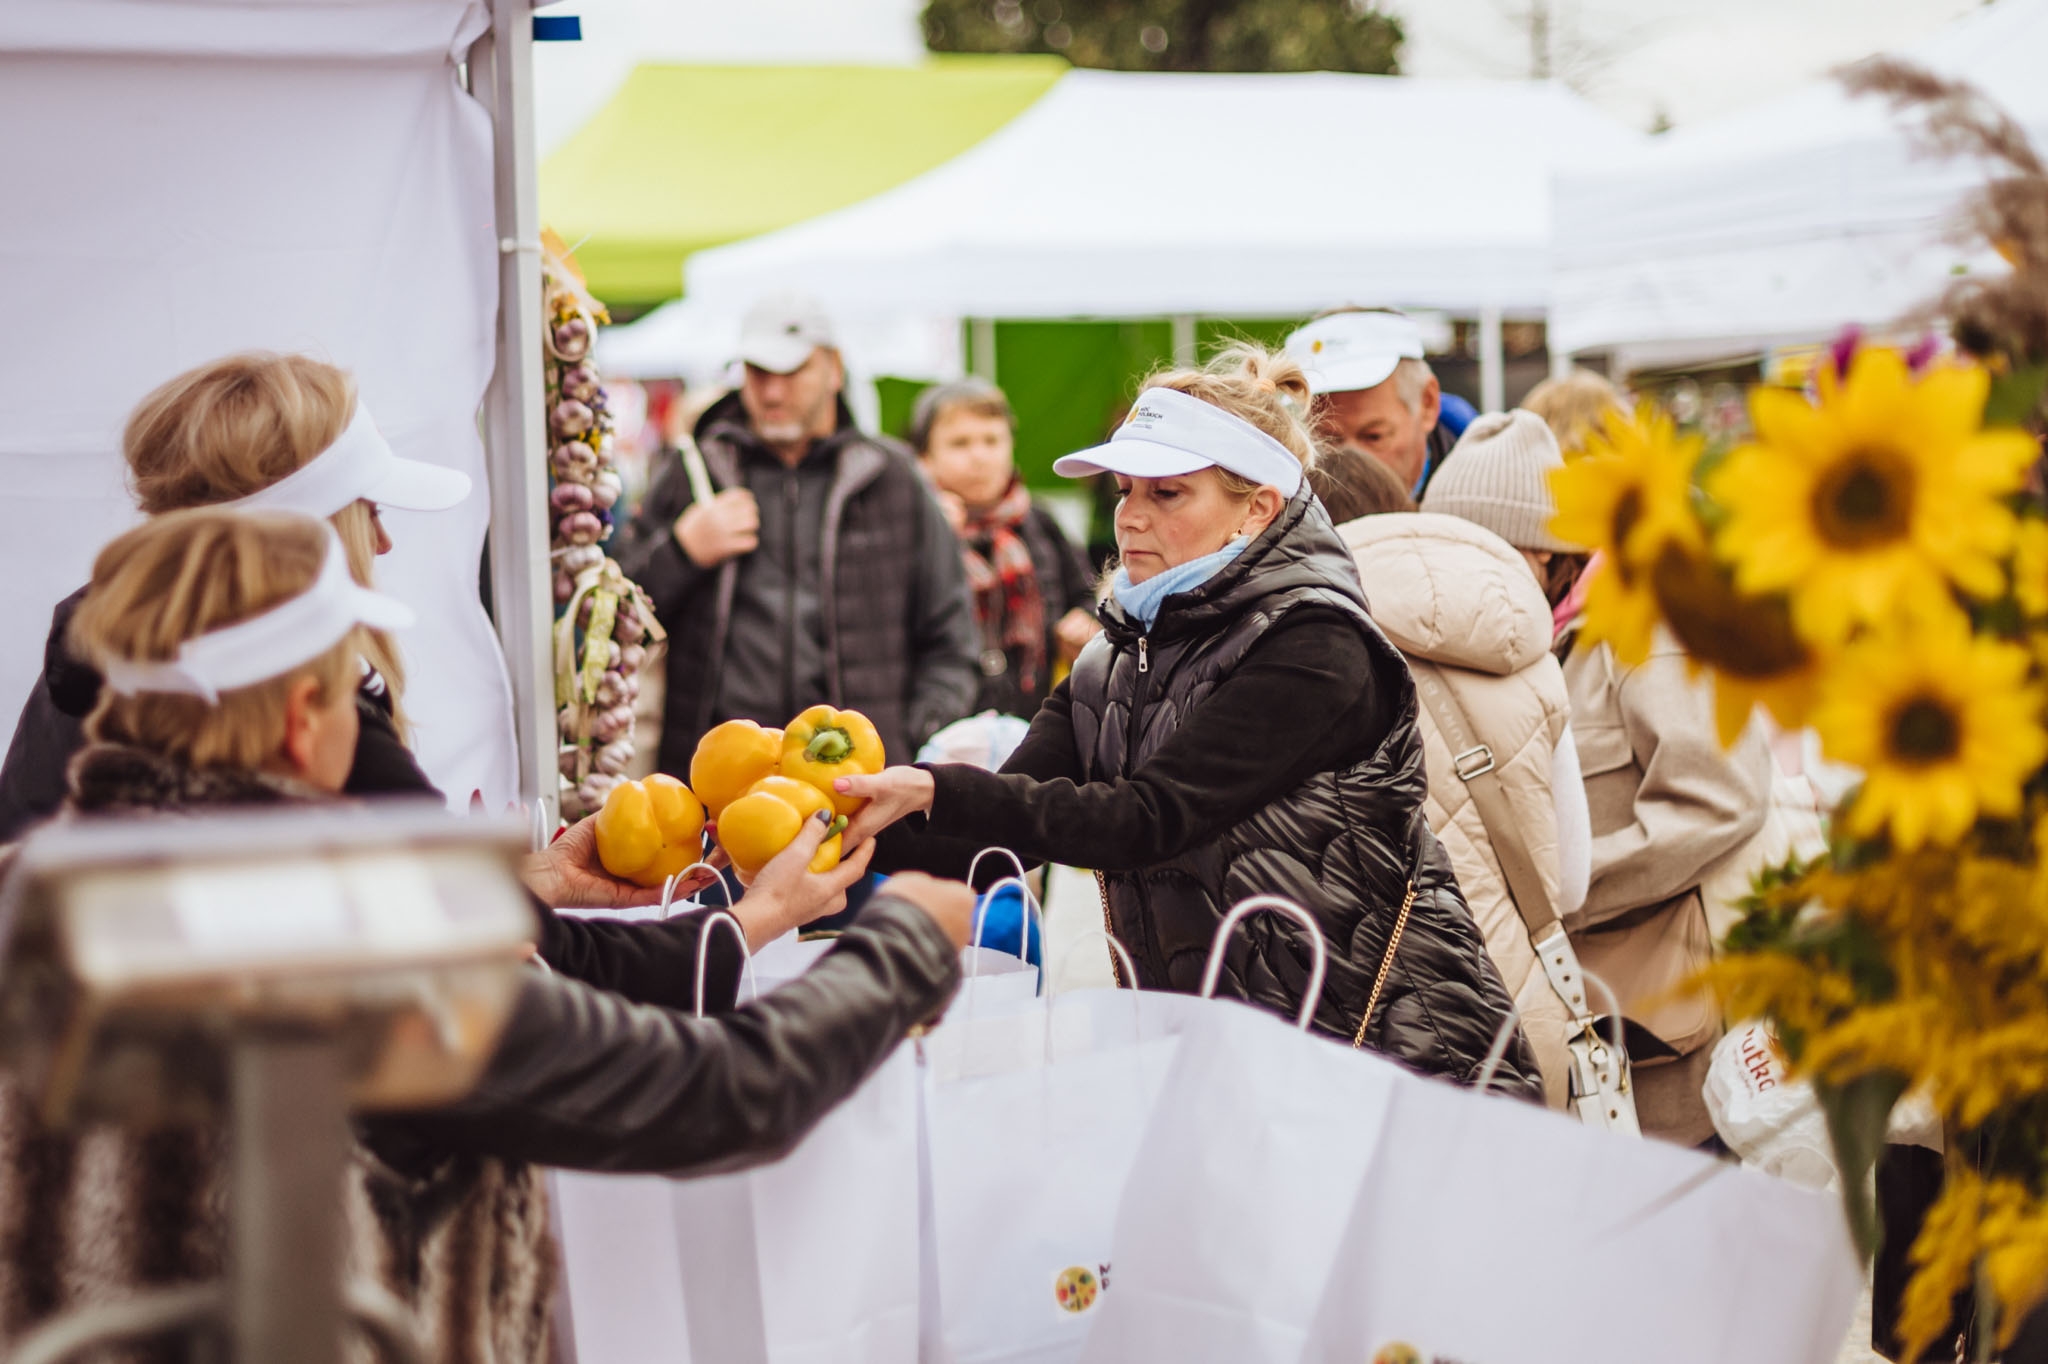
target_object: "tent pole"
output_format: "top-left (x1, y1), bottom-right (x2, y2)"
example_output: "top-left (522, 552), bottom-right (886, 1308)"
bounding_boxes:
top-left (471, 0), bottom-right (558, 835)
top-left (1171, 313), bottom-right (1196, 369)
top-left (1550, 342), bottom-right (1574, 381)
top-left (969, 317), bottom-right (998, 382)
top-left (1478, 307), bottom-right (1505, 413)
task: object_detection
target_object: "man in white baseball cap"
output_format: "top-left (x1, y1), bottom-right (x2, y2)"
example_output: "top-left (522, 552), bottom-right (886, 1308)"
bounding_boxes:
top-left (618, 292), bottom-right (978, 797)
top-left (1284, 307), bottom-right (1457, 496)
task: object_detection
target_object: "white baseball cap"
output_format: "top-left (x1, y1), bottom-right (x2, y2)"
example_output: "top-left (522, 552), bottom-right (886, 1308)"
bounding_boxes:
top-left (1052, 387), bottom-right (1303, 498)
top-left (1284, 311), bottom-right (1426, 395)
top-left (736, 293), bottom-right (838, 374)
top-left (228, 400), bottom-right (471, 518)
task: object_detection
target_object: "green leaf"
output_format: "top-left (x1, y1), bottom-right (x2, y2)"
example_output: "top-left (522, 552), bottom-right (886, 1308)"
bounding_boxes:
top-left (1817, 1071), bottom-right (1910, 1262)
top-left (1984, 362), bottom-right (2048, 428)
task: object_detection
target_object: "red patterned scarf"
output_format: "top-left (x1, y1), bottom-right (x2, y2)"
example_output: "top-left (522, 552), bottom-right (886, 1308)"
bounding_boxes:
top-left (961, 479), bottom-right (1046, 695)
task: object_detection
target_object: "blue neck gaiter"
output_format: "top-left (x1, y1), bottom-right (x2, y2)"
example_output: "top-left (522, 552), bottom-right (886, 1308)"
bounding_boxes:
top-left (1110, 536), bottom-right (1250, 631)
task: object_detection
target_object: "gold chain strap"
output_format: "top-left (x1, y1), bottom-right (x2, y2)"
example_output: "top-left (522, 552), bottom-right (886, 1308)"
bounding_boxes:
top-left (1353, 880), bottom-right (1417, 1049)
top-left (1095, 871), bottom-right (1123, 988)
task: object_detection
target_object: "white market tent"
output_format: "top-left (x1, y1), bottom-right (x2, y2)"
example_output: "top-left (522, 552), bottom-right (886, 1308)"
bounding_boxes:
top-left (1548, 0), bottom-right (2048, 367)
top-left (0, 0), bottom-right (555, 817)
top-left (598, 297), bottom-right (963, 430)
top-left (685, 70), bottom-right (1643, 406)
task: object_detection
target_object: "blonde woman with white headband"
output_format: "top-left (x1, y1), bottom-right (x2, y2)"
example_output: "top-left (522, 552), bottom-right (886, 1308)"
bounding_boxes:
top-left (843, 345), bottom-right (1540, 1096)
top-left (0, 507), bottom-right (974, 1359)
top-left (0, 353), bottom-right (469, 840)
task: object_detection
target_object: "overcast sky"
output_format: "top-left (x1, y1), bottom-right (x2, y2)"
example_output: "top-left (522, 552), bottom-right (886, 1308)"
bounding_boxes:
top-left (534, 0), bottom-right (1990, 152)
top-left (1396, 0), bottom-right (1984, 130)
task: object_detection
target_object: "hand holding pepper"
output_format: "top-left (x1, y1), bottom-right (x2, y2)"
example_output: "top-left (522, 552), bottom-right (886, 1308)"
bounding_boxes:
top-left (833, 766), bottom-right (937, 851)
top-left (728, 810), bottom-right (876, 947)
top-left (521, 814), bottom-right (717, 910)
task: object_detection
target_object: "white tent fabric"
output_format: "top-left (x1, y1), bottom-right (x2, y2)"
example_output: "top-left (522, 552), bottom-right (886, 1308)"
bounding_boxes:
top-left (1549, 0), bottom-right (2048, 361)
top-left (685, 70), bottom-right (1643, 319)
top-left (0, 0), bottom-right (518, 811)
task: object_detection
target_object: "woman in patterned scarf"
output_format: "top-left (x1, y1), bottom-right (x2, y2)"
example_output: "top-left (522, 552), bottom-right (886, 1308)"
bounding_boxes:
top-left (912, 379), bottom-right (1101, 717)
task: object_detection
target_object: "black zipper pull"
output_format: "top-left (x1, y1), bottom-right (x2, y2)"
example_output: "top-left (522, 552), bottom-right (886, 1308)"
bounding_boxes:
top-left (1138, 637), bottom-right (1150, 674)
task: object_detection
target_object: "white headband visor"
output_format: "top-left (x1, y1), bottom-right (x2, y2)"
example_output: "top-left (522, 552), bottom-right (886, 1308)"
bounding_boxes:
top-left (227, 401), bottom-right (471, 518)
top-left (1053, 386), bottom-right (1303, 497)
top-left (101, 524), bottom-right (416, 703)
top-left (1284, 312), bottom-right (1426, 395)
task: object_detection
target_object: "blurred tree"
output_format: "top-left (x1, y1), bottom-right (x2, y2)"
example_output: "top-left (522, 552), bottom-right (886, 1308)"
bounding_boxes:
top-left (923, 0), bottom-right (1403, 75)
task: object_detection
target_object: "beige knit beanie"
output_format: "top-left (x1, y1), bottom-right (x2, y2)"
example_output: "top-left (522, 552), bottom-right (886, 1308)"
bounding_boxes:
top-left (1420, 409), bottom-right (1581, 553)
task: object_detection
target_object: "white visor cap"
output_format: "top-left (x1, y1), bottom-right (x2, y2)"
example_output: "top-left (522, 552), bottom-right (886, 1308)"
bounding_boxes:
top-left (1053, 387), bottom-right (1303, 498)
top-left (1284, 311), bottom-right (1426, 395)
top-left (229, 401), bottom-right (471, 519)
top-left (100, 522), bottom-right (416, 703)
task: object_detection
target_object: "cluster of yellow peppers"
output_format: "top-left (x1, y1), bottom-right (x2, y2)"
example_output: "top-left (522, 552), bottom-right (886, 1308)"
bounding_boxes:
top-left (592, 706), bottom-right (886, 887)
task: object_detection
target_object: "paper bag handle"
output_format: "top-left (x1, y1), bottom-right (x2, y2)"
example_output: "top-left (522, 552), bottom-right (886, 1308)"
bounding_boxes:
top-left (966, 846), bottom-right (1029, 894)
top-left (970, 874), bottom-right (1044, 966)
top-left (659, 860), bottom-right (723, 920)
top-left (1198, 895), bottom-right (1328, 1032)
top-left (692, 910), bottom-right (760, 1017)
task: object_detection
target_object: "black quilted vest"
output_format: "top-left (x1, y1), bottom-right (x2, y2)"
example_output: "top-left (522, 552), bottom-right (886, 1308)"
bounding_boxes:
top-left (1068, 491), bottom-right (1540, 1095)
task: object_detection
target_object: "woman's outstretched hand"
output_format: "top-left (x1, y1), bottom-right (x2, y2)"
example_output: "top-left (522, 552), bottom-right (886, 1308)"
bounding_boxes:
top-left (835, 766), bottom-right (937, 849)
top-left (521, 814), bottom-right (719, 910)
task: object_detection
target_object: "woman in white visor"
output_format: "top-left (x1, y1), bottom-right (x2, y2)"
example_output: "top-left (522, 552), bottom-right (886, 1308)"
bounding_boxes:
top-left (0, 353), bottom-right (470, 839)
top-left (843, 345), bottom-right (1539, 1096)
top-left (3, 507), bottom-right (973, 1358)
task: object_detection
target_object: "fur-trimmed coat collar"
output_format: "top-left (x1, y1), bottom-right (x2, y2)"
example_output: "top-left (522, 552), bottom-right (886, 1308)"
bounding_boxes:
top-left (66, 742), bottom-right (326, 815)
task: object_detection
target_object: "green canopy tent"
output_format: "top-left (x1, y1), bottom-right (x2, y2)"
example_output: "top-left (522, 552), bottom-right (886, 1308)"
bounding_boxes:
top-left (541, 55), bottom-right (1066, 309)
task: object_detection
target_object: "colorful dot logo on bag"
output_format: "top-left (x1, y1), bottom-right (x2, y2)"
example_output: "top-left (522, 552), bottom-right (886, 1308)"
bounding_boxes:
top-left (1371, 1346), bottom-right (1421, 1364)
top-left (1052, 1266), bottom-right (1099, 1314)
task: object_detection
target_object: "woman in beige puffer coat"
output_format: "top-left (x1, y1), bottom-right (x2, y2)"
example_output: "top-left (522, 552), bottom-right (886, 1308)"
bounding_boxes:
top-left (1343, 509), bottom-right (1590, 1106)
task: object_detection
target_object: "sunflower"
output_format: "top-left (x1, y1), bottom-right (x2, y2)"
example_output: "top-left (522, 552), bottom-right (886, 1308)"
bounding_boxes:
top-left (1549, 405), bottom-right (1706, 666)
top-left (1711, 347), bottom-right (2038, 648)
top-left (1811, 612), bottom-right (2047, 851)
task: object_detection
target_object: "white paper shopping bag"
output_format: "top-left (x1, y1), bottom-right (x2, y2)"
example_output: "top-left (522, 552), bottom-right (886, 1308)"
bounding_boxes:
top-left (552, 1169), bottom-right (691, 1363)
top-left (670, 1040), bottom-right (924, 1364)
top-left (657, 911), bottom-right (923, 1364)
top-left (920, 926), bottom-right (1232, 1364)
top-left (1301, 1070), bottom-right (1862, 1364)
top-left (1076, 899), bottom-right (1399, 1364)
top-left (948, 858), bottom-right (1048, 1018)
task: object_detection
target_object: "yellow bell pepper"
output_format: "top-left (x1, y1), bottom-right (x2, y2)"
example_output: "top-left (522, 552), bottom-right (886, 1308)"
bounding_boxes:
top-left (690, 719), bottom-right (784, 818)
top-left (594, 774), bottom-right (707, 887)
top-left (716, 775), bottom-right (846, 877)
top-left (779, 705), bottom-right (886, 817)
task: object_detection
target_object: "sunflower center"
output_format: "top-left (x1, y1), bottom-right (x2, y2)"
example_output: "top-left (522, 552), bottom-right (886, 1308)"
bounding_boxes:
top-left (1610, 487), bottom-right (1645, 585)
top-left (1889, 696), bottom-right (1962, 765)
top-left (1813, 451), bottom-right (1913, 549)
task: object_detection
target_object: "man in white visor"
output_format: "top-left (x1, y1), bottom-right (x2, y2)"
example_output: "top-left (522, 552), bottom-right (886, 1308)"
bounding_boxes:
top-left (1284, 308), bottom-right (1463, 496)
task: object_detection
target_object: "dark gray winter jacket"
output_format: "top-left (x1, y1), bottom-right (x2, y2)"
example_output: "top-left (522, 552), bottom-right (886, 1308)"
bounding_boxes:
top-left (616, 393), bottom-right (979, 773)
